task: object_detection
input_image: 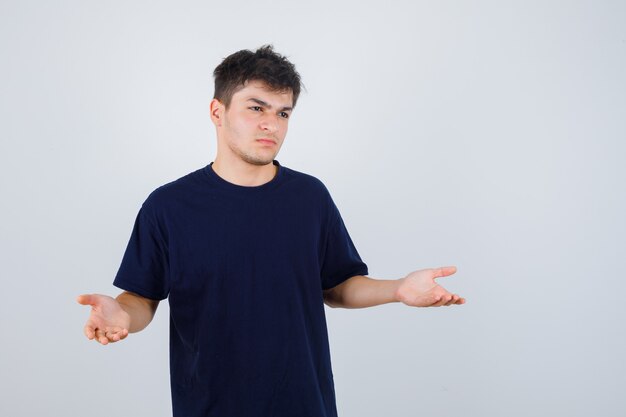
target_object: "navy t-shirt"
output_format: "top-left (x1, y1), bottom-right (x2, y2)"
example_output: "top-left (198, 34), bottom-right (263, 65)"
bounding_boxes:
top-left (113, 161), bottom-right (368, 417)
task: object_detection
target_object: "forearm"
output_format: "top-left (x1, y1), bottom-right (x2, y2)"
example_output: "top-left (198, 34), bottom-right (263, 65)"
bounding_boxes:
top-left (323, 275), bottom-right (401, 309)
top-left (116, 291), bottom-right (159, 333)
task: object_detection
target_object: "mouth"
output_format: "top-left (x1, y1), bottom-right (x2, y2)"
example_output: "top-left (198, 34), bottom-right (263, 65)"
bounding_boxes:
top-left (256, 138), bottom-right (277, 145)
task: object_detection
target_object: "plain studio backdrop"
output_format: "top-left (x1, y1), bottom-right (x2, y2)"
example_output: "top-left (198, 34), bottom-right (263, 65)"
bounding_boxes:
top-left (1, 1), bottom-right (624, 416)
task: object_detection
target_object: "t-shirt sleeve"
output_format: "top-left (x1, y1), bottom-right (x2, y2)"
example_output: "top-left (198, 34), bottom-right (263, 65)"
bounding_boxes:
top-left (320, 202), bottom-right (368, 290)
top-left (113, 199), bottom-right (170, 300)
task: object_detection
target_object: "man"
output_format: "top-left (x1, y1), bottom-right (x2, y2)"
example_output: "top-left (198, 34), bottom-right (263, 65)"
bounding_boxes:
top-left (77, 45), bottom-right (465, 417)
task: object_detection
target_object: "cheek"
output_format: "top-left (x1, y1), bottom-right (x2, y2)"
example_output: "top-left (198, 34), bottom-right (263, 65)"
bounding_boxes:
top-left (279, 121), bottom-right (289, 137)
top-left (242, 116), bottom-right (262, 132)
top-left (230, 117), bottom-right (256, 137)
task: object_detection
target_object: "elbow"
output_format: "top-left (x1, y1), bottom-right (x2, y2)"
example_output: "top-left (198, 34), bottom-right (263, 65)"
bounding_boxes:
top-left (323, 289), bottom-right (342, 308)
top-left (324, 300), bottom-right (339, 309)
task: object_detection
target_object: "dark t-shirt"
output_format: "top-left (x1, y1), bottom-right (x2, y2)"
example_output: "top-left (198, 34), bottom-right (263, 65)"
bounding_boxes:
top-left (113, 161), bottom-right (368, 417)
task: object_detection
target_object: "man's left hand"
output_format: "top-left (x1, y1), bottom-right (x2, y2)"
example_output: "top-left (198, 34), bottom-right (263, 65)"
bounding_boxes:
top-left (395, 266), bottom-right (466, 307)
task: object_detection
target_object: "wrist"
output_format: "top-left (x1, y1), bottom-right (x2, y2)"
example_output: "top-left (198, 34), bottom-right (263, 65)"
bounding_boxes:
top-left (392, 277), bottom-right (406, 303)
top-left (393, 277), bottom-right (406, 303)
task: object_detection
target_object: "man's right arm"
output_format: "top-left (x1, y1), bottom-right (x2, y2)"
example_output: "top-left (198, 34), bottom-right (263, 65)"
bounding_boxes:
top-left (77, 291), bottom-right (160, 345)
top-left (116, 291), bottom-right (160, 333)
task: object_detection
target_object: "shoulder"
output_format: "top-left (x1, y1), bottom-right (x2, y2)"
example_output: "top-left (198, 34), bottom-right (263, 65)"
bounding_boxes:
top-left (279, 164), bottom-right (339, 223)
top-left (141, 166), bottom-right (207, 212)
top-left (280, 164), bottom-right (332, 197)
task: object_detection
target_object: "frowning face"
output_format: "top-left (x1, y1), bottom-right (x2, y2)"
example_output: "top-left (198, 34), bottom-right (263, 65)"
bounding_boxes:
top-left (211, 80), bottom-right (293, 166)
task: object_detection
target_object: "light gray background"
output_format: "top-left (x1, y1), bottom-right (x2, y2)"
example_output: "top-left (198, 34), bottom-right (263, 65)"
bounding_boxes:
top-left (1, 1), bottom-right (624, 416)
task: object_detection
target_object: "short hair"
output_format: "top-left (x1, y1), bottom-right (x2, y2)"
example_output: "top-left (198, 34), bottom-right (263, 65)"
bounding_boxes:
top-left (213, 45), bottom-right (302, 108)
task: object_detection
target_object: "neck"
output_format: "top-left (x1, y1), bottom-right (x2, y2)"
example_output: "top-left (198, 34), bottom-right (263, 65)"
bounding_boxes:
top-left (211, 155), bottom-right (277, 187)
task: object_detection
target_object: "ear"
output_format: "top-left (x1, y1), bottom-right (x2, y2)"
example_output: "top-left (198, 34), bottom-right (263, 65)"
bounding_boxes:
top-left (210, 98), bottom-right (225, 127)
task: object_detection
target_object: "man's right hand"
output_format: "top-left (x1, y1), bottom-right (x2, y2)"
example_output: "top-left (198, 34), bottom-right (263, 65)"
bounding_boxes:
top-left (77, 294), bottom-right (131, 345)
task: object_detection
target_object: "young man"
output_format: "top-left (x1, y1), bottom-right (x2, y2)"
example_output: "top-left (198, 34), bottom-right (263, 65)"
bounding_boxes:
top-left (77, 45), bottom-right (465, 417)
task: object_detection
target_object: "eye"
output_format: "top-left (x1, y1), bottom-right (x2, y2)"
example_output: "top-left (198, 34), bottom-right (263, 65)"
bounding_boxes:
top-left (279, 112), bottom-right (290, 119)
top-left (250, 106), bottom-right (262, 112)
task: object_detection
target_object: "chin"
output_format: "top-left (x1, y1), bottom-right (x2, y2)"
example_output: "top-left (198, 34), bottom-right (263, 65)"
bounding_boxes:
top-left (242, 155), bottom-right (275, 166)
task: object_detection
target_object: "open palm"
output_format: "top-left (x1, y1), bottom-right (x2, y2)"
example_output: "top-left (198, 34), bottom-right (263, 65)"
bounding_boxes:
top-left (77, 294), bottom-right (131, 345)
top-left (395, 266), bottom-right (465, 307)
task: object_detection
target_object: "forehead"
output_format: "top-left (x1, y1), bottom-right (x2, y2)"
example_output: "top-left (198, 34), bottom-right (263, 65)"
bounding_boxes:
top-left (232, 80), bottom-right (293, 107)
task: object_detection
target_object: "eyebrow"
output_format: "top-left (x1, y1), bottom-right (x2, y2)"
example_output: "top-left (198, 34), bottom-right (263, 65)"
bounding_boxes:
top-left (247, 98), bottom-right (293, 112)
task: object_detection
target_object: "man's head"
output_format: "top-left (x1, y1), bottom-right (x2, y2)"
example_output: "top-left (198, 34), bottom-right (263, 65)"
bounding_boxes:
top-left (210, 46), bottom-right (301, 168)
top-left (213, 45), bottom-right (301, 109)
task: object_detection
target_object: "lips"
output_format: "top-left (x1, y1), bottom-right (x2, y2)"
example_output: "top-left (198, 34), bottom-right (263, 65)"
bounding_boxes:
top-left (256, 138), bottom-right (277, 145)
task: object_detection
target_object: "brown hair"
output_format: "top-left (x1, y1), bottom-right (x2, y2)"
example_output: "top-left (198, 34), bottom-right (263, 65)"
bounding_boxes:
top-left (213, 45), bottom-right (302, 108)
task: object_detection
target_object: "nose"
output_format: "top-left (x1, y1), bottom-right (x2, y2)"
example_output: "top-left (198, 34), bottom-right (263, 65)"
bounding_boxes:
top-left (259, 113), bottom-right (280, 133)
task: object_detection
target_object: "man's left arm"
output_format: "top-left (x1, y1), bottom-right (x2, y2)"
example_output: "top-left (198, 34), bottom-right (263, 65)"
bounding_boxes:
top-left (323, 266), bottom-right (466, 309)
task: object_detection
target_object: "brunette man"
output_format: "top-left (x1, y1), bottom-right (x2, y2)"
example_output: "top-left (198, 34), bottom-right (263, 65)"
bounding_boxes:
top-left (78, 45), bottom-right (465, 417)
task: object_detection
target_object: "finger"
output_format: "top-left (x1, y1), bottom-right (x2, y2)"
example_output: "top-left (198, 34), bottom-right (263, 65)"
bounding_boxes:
top-left (450, 296), bottom-right (465, 305)
top-left (95, 329), bottom-right (109, 345)
top-left (423, 294), bottom-right (442, 307)
top-left (105, 327), bottom-right (129, 342)
top-left (432, 294), bottom-right (451, 307)
top-left (432, 266), bottom-right (457, 279)
top-left (444, 295), bottom-right (459, 306)
top-left (83, 322), bottom-right (96, 340)
top-left (439, 295), bottom-right (453, 306)
top-left (116, 328), bottom-right (129, 341)
top-left (94, 328), bottom-right (103, 341)
top-left (76, 294), bottom-right (96, 306)
top-left (83, 326), bottom-right (96, 340)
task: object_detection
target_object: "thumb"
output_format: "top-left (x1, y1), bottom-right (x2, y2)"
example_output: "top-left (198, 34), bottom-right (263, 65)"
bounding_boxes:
top-left (76, 294), bottom-right (100, 306)
top-left (432, 266), bottom-right (457, 279)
